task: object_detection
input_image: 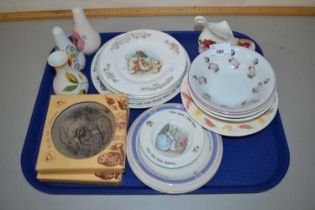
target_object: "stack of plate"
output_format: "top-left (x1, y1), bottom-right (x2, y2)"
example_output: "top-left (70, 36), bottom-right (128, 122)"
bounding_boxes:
top-left (91, 29), bottom-right (190, 109)
top-left (182, 46), bottom-right (278, 137)
top-left (126, 103), bottom-right (223, 194)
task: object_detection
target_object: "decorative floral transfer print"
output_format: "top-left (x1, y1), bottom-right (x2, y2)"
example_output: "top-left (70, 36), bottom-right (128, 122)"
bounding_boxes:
top-left (62, 71), bottom-right (87, 94)
top-left (247, 58), bottom-right (259, 79)
top-left (103, 64), bottom-right (118, 83)
top-left (204, 56), bottom-right (220, 72)
top-left (95, 172), bottom-right (120, 180)
top-left (202, 93), bottom-right (211, 102)
top-left (117, 97), bottom-right (127, 110)
top-left (111, 31), bottom-right (151, 50)
top-left (229, 57), bottom-right (240, 69)
top-left (165, 40), bottom-right (180, 54)
top-left (73, 32), bottom-right (85, 52)
top-left (127, 51), bottom-right (162, 74)
top-left (64, 44), bottom-right (81, 70)
top-left (98, 143), bottom-right (125, 167)
top-left (155, 123), bottom-right (188, 155)
top-left (237, 39), bottom-right (254, 49)
top-left (199, 39), bottom-right (216, 50)
top-left (105, 96), bottom-right (118, 110)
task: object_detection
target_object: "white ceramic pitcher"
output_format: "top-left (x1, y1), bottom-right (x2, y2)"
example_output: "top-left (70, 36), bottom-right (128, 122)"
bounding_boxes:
top-left (194, 16), bottom-right (236, 53)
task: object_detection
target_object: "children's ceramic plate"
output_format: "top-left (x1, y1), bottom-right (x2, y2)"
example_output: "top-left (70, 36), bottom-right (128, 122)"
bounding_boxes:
top-left (98, 29), bottom-right (187, 97)
top-left (126, 103), bottom-right (223, 194)
top-left (137, 107), bottom-right (205, 169)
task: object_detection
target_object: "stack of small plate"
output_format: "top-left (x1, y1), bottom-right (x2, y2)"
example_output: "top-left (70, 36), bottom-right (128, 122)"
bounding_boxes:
top-left (182, 46), bottom-right (278, 137)
top-left (91, 29), bottom-right (190, 109)
top-left (126, 103), bottom-right (223, 194)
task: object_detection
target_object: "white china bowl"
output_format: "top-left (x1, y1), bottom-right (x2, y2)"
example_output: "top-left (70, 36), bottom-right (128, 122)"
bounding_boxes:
top-left (188, 46), bottom-right (276, 116)
top-left (189, 84), bottom-right (276, 122)
top-left (181, 74), bottom-right (279, 137)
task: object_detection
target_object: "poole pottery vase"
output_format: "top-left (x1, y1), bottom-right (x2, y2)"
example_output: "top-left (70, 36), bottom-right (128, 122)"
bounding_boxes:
top-left (47, 51), bottom-right (89, 95)
top-left (52, 26), bottom-right (86, 70)
top-left (72, 7), bottom-right (101, 55)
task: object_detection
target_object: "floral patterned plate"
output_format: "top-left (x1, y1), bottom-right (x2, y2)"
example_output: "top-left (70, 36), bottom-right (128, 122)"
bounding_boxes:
top-left (188, 46), bottom-right (276, 116)
top-left (182, 74), bottom-right (278, 137)
top-left (98, 29), bottom-right (187, 97)
top-left (126, 103), bottom-right (223, 194)
top-left (138, 107), bottom-right (205, 169)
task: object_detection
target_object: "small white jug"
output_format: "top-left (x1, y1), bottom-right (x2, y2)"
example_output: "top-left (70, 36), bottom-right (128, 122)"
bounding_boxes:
top-left (194, 16), bottom-right (236, 53)
top-left (48, 51), bottom-right (89, 95)
top-left (72, 7), bottom-right (101, 55)
top-left (52, 26), bottom-right (86, 70)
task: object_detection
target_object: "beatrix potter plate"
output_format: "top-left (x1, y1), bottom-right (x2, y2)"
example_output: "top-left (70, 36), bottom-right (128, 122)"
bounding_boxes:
top-left (138, 107), bottom-right (205, 169)
top-left (91, 34), bottom-right (191, 109)
top-left (138, 129), bottom-right (212, 180)
top-left (188, 46), bottom-right (276, 115)
top-left (98, 29), bottom-right (187, 97)
top-left (126, 103), bottom-right (223, 194)
top-left (182, 74), bottom-right (278, 137)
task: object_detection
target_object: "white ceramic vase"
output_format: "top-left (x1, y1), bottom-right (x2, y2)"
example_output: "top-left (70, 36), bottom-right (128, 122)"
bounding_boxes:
top-left (72, 7), bottom-right (101, 55)
top-left (52, 26), bottom-right (86, 71)
top-left (48, 51), bottom-right (89, 95)
top-left (194, 16), bottom-right (236, 53)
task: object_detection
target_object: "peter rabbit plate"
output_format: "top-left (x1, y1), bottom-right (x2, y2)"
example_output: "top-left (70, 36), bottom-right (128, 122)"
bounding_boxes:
top-left (98, 29), bottom-right (187, 97)
top-left (137, 106), bottom-right (205, 169)
top-left (126, 103), bottom-right (223, 194)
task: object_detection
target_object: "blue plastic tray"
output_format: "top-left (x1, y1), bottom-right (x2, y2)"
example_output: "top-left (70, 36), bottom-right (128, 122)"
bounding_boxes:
top-left (21, 31), bottom-right (290, 194)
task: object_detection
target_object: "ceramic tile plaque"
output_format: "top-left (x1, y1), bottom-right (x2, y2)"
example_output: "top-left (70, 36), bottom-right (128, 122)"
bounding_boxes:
top-left (36, 94), bottom-right (128, 174)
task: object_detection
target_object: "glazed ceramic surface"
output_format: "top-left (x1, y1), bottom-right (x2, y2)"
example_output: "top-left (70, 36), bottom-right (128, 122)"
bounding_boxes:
top-left (126, 103), bottom-right (223, 194)
top-left (194, 16), bottom-right (255, 53)
top-left (98, 29), bottom-right (187, 97)
top-left (188, 84), bottom-right (276, 121)
top-left (138, 108), bottom-right (205, 169)
top-left (48, 51), bottom-right (89, 95)
top-left (188, 46), bottom-right (276, 116)
top-left (72, 7), bottom-right (101, 55)
top-left (52, 26), bottom-right (86, 71)
top-left (138, 129), bottom-right (210, 180)
top-left (182, 74), bottom-right (278, 137)
top-left (91, 36), bottom-right (191, 108)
